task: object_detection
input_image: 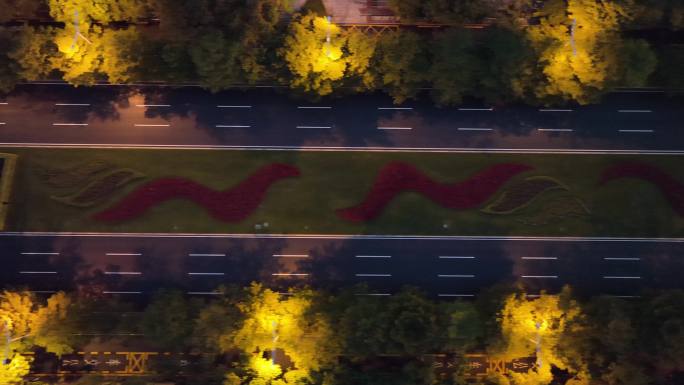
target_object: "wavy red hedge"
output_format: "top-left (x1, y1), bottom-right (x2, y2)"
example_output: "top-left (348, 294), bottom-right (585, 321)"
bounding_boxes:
top-left (600, 161), bottom-right (684, 216)
top-left (94, 163), bottom-right (300, 222)
top-left (336, 162), bottom-right (533, 222)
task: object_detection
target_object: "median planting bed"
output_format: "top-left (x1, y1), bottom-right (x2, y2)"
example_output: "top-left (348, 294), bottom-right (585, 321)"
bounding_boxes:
top-left (3, 147), bottom-right (684, 237)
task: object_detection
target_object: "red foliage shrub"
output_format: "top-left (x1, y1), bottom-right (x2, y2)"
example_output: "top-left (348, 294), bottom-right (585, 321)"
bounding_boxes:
top-left (336, 162), bottom-right (533, 222)
top-left (94, 164), bottom-right (300, 222)
top-left (600, 161), bottom-right (684, 216)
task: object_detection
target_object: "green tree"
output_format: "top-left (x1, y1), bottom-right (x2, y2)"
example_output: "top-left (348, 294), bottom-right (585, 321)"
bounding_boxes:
top-left (429, 29), bottom-right (480, 106)
top-left (0, 29), bottom-right (21, 93)
top-left (373, 30), bottom-right (429, 104)
top-left (141, 289), bottom-right (198, 350)
top-left (48, 0), bottom-right (148, 24)
top-left (10, 27), bottom-right (56, 82)
top-left (190, 30), bottom-right (243, 92)
top-left (616, 39), bottom-right (657, 87)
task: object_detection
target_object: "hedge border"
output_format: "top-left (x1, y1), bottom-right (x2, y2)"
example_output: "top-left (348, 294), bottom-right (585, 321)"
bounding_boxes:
top-left (0, 153), bottom-right (18, 231)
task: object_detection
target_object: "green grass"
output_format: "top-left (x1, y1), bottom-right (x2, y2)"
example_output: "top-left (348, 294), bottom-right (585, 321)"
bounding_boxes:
top-left (3, 147), bottom-right (684, 237)
top-left (0, 153), bottom-right (18, 231)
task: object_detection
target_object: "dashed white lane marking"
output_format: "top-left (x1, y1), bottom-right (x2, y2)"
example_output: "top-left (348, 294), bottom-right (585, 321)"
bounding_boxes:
top-left (458, 108), bottom-right (493, 111)
top-left (0, 123), bottom-right (5, 125)
top-left (438, 294), bottom-right (475, 297)
top-left (106, 253), bottom-right (141, 256)
top-left (538, 129), bottom-right (573, 132)
top-left (297, 106), bottom-right (332, 109)
top-left (103, 291), bottom-right (141, 294)
top-left (603, 276), bottom-right (641, 279)
top-left (53, 123), bottom-right (88, 126)
top-left (458, 127), bottom-right (493, 131)
top-left (539, 109), bottom-right (573, 112)
top-left (378, 107), bottom-right (413, 110)
top-left (272, 273), bottom-right (309, 276)
top-left (296, 125), bottom-right (332, 129)
top-left (187, 291), bottom-right (222, 295)
top-left (355, 293), bottom-right (391, 296)
top-left (619, 129), bottom-right (654, 133)
top-left (377, 127), bottom-right (412, 130)
top-left (104, 271), bottom-right (142, 275)
top-left (187, 272), bottom-right (225, 276)
top-left (21, 252), bottom-right (59, 255)
top-left (438, 256), bottom-right (475, 259)
top-left (19, 271), bottom-right (57, 274)
top-left (604, 257), bottom-right (640, 261)
top-left (521, 257), bottom-right (558, 260)
top-left (273, 254), bottom-right (308, 258)
top-left (215, 125), bottom-right (251, 128)
top-left (355, 273), bottom-right (392, 277)
top-left (0, 102), bottom-right (7, 105)
top-left (188, 253), bottom-right (226, 257)
top-left (55, 103), bottom-right (90, 106)
top-left (618, 110), bottom-right (652, 113)
top-left (135, 104), bottom-right (171, 107)
top-left (134, 124), bottom-right (170, 127)
top-left (355, 255), bottom-right (391, 258)
top-left (521, 275), bottom-right (558, 279)
top-left (437, 274), bottom-right (475, 278)
top-left (217, 105), bottom-right (251, 108)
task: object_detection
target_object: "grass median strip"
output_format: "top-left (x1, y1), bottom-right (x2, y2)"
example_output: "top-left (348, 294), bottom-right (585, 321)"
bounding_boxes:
top-left (2, 147), bottom-right (683, 237)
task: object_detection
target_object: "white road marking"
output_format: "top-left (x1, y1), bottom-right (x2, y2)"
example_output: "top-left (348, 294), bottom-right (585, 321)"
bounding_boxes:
top-left (438, 256), bottom-right (475, 259)
top-left (187, 291), bottom-right (222, 295)
top-left (619, 129), bottom-right (653, 133)
top-left (458, 127), bottom-right (493, 131)
top-left (378, 107), bottom-right (413, 110)
top-left (104, 271), bottom-right (142, 275)
top-left (217, 105), bottom-right (251, 108)
top-left (377, 127), bottom-right (412, 130)
top-left (458, 108), bottom-right (493, 111)
top-left (0, 102), bottom-right (7, 105)
top-left (603, 276), bottom-right (641, 279)
top-left (521, 275), bottom-right (558, 279)
top-left (297, 106), bottom-right (332, 109)
top-left (19, 271), bottom-right (57, 274)
top-left (53, 123), bottom-right (88, 126)
top-left (55, 103), bottom-right (90, 106)
top-left (21, 252), bottom-right (59, 255)
top-left (106, 253), bottom-right (141, 256)
top-left (272, 273), bottom-right (309, 276)
top-left (134, 124), bottom-right (170, 127)
top-left (438, 294), bottom-right (475, 297)
top-left (538, 129), bottom-right (573, 132)
top-left (273, 254), bottom-right (308, 258)
top-left (215, 125), bottom-right (251, 128)
top-left (102, 291), bottom-right (141, 294)
top-left (521, 257), bottom-right (558, 260)
top-left (0, 123), bottom-right (5, 125)
top-left (135, 104), bottom-right (171, 107)
top-left (437, 274), bottom-right (475, 278)
top-left (355, 273), bottom-right (392, 277)
top-left (296, 126), bottom-right (332, 129)
top-left (618, 110), bottom-right (652, 113)
top-left (187, 272), bottom-right (225, 276)
top-left (604, 257), bottom-right (640, 261)
top-left (355, 255), bottom-right (391, 258)
top-left (539, 109), bottom-right (573, 112)
top-left (188, 253), bottom-right (226, 257)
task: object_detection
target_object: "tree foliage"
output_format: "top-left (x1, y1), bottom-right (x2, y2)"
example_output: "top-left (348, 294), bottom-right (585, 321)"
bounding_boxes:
top-left (373, 30), bottom-right (429, 104)
top-left (48, 0), bottom-right (148, 24)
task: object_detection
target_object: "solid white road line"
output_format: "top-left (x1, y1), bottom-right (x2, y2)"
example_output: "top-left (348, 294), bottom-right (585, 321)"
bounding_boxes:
top-left (106, 253), bottom-right (142, 256)
top-left (355, 255), bottom-right (391, 258)
top-left (215, 125), bottom-right (251, 128)
top-left (604, 257), bottom-right (640, 261)
top-left (188, 253), bottom-right (226, 257)
top-left (104, 271), bottom-right (142, 275)
top-left (603, 276), bottom-right (641, 279)
top-left (618, 110), bottom-right (652, 113)
top-left (103, 291), bottom-right (141, 294)
top-left (19, 271), bottom-right (57, 274)
top-left (538, 129), bottom-right (573, 132)
top-left (539, 109), bottom-right (573, 112)
top-left (53, 123), bottom-right (88, 126)
top-left (187, 272), bottom-right (225, 276)
top-left (458, 108), bottom-right (493, 111)
top-left (55, 103), bottom-right (90, 106)
top-left (438, 294), bottom-right (475, 297)
top-left (217, 105), bottom-right (251, 108)
top-left (355, 273), bottom-right (392, 277)
top-left (619, 129), bottom-right (654, 133)
top-left (187, 291), bottom-right (222, 295)
top-left (296, 125), bottom-right (332, 129)
top-left (378, 107), bottom-right (413, 110)
top-left (135, 104), bottom-right (171, 107)
top-left (297, 106), bottom-right (332, 109)
top-left (437, 274), bottom-right (475, 278)
top-left (438, 256), bottom-right (475, 259)
top-left (377, 127), bottom-right (412, 130)
top-left (21, 252), bottom-right (59, 255)
top-left (458, 127), bottom-right (493, 131)
top-left (521, 257), bottom-right (558, 260)
top-left (521, 275), bottom-right (558, 279)
top-left (273, 254), bottom-right (308, 258)
top-left (134, 124), bottom-right (170, 127)
top-left (272, 273), bottom-right (309, 276)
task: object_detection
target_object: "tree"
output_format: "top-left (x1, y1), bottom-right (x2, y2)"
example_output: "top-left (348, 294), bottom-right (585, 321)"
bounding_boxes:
top-left (616, 39), bottom-right (657, 87)
top-left (0, 0), bottom-right (43, 22)
top-left (373, 30), bottom-right (429, 104)
top-left (0, 29), bottom-right (21, 94)
top-left (10, 27), bottom-right (56, 82)
top-left (0, 352), bottom-right (31, 385)
top-left (619, 0), bottom-right (684, 30)
top-left (280, 13), bottom-right (377, 96)
top-left (190, 30), bottom-right (243, 92)
top-left (429, 29), bottom-right (480, 106)
top-left (141, 289), bottom-right (198, 350)
top-left (47, 0), bottom-right (148, 24)
top-left (388, 0), bottom-right (493, 24)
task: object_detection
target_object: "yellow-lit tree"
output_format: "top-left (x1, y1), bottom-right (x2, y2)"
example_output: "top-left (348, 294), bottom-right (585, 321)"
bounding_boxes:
top-left (281, 13), bottom-right (376, 96)
top-left (48, 0), bottom-right (148, 24)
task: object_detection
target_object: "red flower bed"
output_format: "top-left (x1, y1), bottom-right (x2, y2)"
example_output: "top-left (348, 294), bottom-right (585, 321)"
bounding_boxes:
top-left (600, 161), bottom-right (684, 216)
top-left (94, 163), bottom-right (300, 222)
top-left (336, 162), bottom-right (533, 222)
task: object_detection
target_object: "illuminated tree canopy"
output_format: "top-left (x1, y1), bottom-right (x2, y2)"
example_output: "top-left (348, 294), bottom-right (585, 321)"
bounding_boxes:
top-left (48, 0), bottom-right (148, 24)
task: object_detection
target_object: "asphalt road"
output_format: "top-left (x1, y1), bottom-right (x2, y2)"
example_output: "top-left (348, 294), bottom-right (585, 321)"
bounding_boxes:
top-left (1, 233), bottom-right (682, 298)
top-left (0, 84), bottom-right (683, 151)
